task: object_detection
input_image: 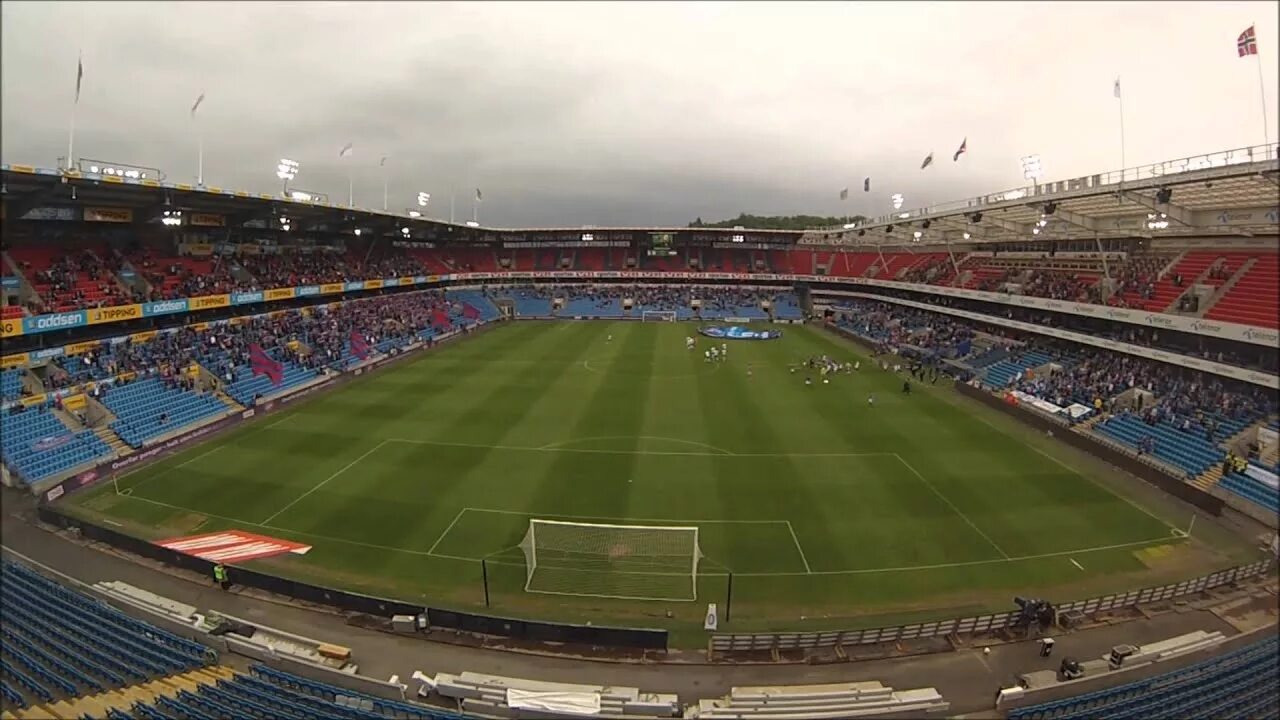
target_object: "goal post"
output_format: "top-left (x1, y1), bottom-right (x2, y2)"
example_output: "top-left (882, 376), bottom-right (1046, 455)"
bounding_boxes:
top-left (641, 310), bottom-right (677, 322)
top-left (519, 519), bottom-right (703, 601)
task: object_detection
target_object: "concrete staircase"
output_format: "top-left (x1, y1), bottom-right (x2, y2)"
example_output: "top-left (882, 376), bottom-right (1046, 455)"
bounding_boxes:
top-left (214, 389), bottom-right (244, 413)
top-left (1191, 464), bottom-right (1224, 492)
top-left (3, 666), bottom-right (236, 720)
top-left (93, 425), bottom-right (131, 457)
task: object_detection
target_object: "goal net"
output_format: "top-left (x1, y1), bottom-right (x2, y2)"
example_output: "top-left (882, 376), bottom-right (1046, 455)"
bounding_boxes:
top-left (641, 310), bottom-right (677, 322)
top-left (519, 519), bottom-right (703, 601)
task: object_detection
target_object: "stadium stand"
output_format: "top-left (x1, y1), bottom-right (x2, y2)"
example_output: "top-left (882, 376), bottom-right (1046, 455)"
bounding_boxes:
top-left (1205, 251), bottom-right (1280, 328)
top-left (100, 376), bottom-right (228, 449)
top-left (1, 404), bottom-right (112, 483)
top-left (1006, 634), bottom-right (1278, 720)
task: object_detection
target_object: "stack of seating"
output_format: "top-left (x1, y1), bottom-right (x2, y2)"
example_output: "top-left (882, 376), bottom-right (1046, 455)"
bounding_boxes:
top-left (1, 304), bottom-right (25, 320)
top-left (1093, 415), bottom-right (1229, 477)
top-left (771, 294), bottom-right (804, 320)
top-left (0, 559), bottom-right (215, 713)
top-left (1206, 252), bottom-right (1279, 329)
top-left (156, 664), bottom-right (457, 720)
top-left (434, 671), bottom-right (679, 719)
top-left (1, 368), bottom-right (25, 402)
top-left (1006, 634), bottom-right (1278, 720)
top-left (1218, 468), bottom-right (1280, 514)
top-left (0, 405), bottom-right (112, 483)
top-left (983, 350), bottom-right (1055, 388)
top-left (509, 288), bottom-right (554, 317)
top-left (445, 290), bottom-right (502, 323)
top-left (100, 377), bottom-right (227, 448)
top-left (689, 681), bottom-right (948, 718)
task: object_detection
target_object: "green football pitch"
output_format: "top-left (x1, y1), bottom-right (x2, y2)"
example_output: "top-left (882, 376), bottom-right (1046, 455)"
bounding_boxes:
top-left (63, 321), bottom-right (1249, 643)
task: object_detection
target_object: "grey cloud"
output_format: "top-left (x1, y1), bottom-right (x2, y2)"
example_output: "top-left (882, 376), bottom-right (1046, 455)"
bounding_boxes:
top-left (3, 1), bottom-right (1277, 227)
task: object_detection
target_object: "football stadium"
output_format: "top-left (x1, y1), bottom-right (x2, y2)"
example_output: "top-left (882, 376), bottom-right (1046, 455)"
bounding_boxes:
top-left (1, 3), bottom-right (1278, 719)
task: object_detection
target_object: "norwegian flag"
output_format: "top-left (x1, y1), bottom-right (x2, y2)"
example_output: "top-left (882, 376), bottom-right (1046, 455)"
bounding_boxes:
top-left (1238, 25), bottom-right (1257, 57)
top-left (349, 331), bottom-right (370, 360)
top-left (462, 303), bottom-right (481, 320)
top-left (952, 138), bottom-right (967, 162)
top-left (431, 309), bottom-right (452, 329)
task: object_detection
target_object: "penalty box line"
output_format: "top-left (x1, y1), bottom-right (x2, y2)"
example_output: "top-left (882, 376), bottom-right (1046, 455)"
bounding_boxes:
top-left (429, 507), bottom-right (814, 574)
top-left (105, 493), bottom-right (1185, 578)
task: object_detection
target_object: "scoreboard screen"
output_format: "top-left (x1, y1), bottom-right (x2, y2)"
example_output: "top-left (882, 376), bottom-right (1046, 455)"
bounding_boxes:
top-left (648, 232), bottom-right (677, 257)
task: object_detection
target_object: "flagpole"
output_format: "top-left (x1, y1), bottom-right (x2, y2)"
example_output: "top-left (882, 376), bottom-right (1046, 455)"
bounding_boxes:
top-left (67, 105), bottom-right (77, 172)
top-left (1118, 82), bottom-right (1127, 180)
top-left (382, 173), bottom-right (388, 212)
top-left (450, 188), bottom-right (455, 224)
top-left (197, 134), bottom-right (204, 187)
top-left (1256, 21), bottom-right (1271, 150)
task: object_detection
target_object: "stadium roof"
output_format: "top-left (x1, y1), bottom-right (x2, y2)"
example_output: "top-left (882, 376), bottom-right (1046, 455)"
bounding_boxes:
top-left (803, 144), bottom-right (1280, 247)
top-left (3, 144), bottom-right (1277, 246)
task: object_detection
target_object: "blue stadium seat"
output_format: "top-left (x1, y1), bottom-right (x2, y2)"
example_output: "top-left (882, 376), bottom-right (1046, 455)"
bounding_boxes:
top-left (101, 377), bottom-right (227, 448)
top-left (0, 404), bottom-right (113, 483)
top-left (1007, 635), bottom-right (1278, 720)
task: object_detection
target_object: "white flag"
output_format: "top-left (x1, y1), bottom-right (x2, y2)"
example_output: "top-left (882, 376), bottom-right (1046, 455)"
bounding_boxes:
top-left (1113, 77), bottom-right (1121, 99)
top-left (190, 92), bottom-right (206, 118)
top-left (339, 143), bottom-right (354, 158)
top-left (379, 155), bottom-right (388, 167)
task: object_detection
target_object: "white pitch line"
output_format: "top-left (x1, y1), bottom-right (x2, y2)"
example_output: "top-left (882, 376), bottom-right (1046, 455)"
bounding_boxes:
top-left (109, 492), bottom-right (1182, 578)
top-left (538, 435), bottom-right (737, 455)
top-left (386, 437), bottom-right (888, 459)
top-left (927, 383), bottom-right (1182, 534)
top-left (121, 444), bottom-right (227, 497)
top-left (261, 440), bottom-right (389, 525)
top-left (460, 506), bottom-right (794, 524)
top-left (785, 520), bottom-right (812, 574)
top-left (426, 508), bottom-right (470, 556)
top-left (894, 453), bottom-right (1010, 560)
top-left (265, 413), bottom-right (300, 429)
top-left (1070, 558), bottom-right (1085, 571)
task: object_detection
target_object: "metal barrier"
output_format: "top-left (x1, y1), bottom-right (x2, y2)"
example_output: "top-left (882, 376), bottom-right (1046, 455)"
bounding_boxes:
top-left (711, 560), bottom-right (1272, 653)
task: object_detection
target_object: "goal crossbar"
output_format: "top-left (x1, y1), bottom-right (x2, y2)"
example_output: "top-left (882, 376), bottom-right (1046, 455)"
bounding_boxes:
top-left (641, 310), bottom-right (677, 322)
top-left (520, 518), bottom-right (703, 601)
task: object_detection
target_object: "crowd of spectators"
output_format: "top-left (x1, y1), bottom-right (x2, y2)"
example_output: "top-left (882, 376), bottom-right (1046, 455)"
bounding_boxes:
top-left (833, 297), bottom-right (1275, 431)
top-left (39, 290), bottom-right (467, 395)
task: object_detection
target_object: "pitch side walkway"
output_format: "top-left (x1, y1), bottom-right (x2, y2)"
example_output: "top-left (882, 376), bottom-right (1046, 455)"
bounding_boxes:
top-left (0, 489), bottom-right (1253, 715)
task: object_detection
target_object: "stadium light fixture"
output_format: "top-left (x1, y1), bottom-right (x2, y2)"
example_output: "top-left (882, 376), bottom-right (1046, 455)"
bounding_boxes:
top-left (891, 193), bottom-right (904, 210)
top-left (401, 227), bottom-right (411, 236)
top-left (354, 228), bottom-right (362, 236)
top-left (407, 210), bottom-right (422, 218)
top-left (289, 190), bottom-right (313, 202)
top-left (1032, 227), bottom-right (1041, 235)
top-left (913, 231), bottom-right (923, 240)
top-left (417, 192), bottom-right (430, 207)
top-left (276, 158), bottom-right (299, 181)
top-left (963, 232), bottom-right (971, 240)
top-left (161, 210), bottom-right (182, 227)
top-left (465, 221), bottom-right (479, 227)
top-left (1021, 154), bottom-right (1043, 181)
top-left (842, 222), bottom-right (857, 230)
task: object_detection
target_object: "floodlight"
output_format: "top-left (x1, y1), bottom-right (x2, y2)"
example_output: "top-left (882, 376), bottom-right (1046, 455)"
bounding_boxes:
top-left (354, 228), bottom-right (362, 236)
top-left (582, 233), bottom-right (595, 241)
top-left (891, 193), bottom-right (904, 210)
top-left (276, 158), bottom-right (299, 181)
top-left (963, 232), bottom-right (971, 240)
top-left (913, 231), bottom-right (923, 240)
top-left (401, 227), bottom-right (410, 236)
top-left (417, 192), bottom-right (430, 207)
top-left (408, 210), bottom-right (422, 218)
top-left (898, 212), bottom-right (910, 219)
top-left (465, 221), bottom-right (479, 227)
top-left (731, 235), bottom-right (745, 243)
top-left (1021, 155), bottom-right (1043, 180)
top-left (843, 222), bottom-right (857, 230)
top-left (289, 190), bottom-right (313, 202)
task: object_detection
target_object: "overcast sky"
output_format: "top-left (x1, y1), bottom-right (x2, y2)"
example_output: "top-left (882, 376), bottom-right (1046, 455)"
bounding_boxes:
top-left (2, 1), bottom-right (1277, 228)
